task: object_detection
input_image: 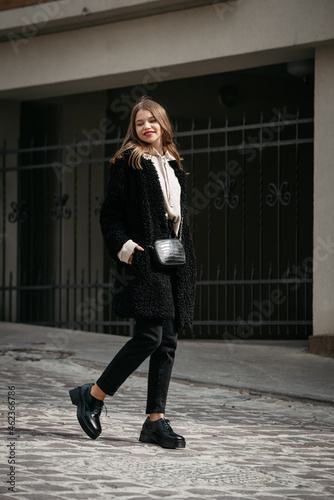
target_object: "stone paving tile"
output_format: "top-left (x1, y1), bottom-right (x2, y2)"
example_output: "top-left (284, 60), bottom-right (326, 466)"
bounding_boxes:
top-left (0, 353), bottom-right (334, 499)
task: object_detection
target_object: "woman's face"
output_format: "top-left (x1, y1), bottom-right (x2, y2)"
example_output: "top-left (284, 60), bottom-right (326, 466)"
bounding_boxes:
top-left (135, 108), bottom-right (163, 151)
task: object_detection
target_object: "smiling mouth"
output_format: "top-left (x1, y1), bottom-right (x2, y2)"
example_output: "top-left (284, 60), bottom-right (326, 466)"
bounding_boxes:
top-left (144, 132), bottom-right (154, 136)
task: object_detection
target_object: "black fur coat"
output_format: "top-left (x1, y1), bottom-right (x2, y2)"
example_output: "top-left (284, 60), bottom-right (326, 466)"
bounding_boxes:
top-left (99, 149), bottom-right (196, 330)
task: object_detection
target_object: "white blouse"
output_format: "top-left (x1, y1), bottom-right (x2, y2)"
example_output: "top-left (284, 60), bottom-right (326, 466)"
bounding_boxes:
top-left (117, 149), bottom-right (182, 264)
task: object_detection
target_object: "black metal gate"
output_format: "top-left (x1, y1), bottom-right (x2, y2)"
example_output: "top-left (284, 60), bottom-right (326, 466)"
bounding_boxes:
top-left (1, 108), bottom-right (314, 338)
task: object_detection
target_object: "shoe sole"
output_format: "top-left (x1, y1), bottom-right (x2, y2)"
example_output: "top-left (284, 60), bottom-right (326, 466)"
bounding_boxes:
top-left (69, 387), bottom-right (100, 440)
top-left (139, 431), bottom-right (186, 449)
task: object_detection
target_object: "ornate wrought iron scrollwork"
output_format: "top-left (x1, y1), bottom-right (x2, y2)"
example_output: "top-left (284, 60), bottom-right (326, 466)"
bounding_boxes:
top-left (8, 201), bottom-right (28, 223)
top-left (266, 182), bottom-right (291, 207)
top-left (214, 179), bottom-right (239, 210)
top-left (50, 194), bottom-right (71, 220)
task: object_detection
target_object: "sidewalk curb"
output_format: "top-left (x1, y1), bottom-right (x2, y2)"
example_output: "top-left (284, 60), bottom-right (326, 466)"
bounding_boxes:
top-left (69, 356), bottom-right (334, 407)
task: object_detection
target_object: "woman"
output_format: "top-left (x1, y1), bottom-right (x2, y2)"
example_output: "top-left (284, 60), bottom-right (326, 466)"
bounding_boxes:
top-left (69, 96), bottom-right (196, 449)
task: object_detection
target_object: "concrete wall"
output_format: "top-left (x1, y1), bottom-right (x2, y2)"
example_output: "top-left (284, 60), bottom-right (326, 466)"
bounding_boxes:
top-left (1, 0), bottom-right (334, 344)
top-left (2, 0), bottom-right (334, 100)
top-left (312, 45), bottom-right (334, 341)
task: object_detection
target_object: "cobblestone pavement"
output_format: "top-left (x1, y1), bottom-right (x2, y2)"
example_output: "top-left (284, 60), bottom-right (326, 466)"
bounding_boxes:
top-left (1, 352), bottom-right (334, 500)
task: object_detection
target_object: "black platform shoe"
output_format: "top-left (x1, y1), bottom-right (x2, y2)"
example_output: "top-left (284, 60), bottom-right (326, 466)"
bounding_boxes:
top-left (139, 417), bottom-right (186, 449)
top-left (69, 383), bottom-right (105, 440)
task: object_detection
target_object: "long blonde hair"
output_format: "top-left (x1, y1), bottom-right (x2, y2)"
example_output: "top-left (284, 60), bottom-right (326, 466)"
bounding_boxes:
top-left (110, 96), bottom-right (183, 170)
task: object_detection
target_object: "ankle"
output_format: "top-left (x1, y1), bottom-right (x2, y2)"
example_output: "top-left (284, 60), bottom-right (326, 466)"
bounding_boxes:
top-left (90, 383), bottom-right (106, 401)
top-left (149, 413), bottom-right (164, 422)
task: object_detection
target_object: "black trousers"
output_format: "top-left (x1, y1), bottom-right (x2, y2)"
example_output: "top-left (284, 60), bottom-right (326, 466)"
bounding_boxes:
top-left (96, 317), bottom-right (178, 414)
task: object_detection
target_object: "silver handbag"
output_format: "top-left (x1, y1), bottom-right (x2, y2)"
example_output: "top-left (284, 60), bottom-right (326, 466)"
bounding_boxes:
top-left (151, 219), bottom-right (186, 268)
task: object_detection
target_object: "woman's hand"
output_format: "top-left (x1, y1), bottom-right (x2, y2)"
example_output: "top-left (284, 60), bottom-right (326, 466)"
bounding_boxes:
top-left (128, 245), bottom-right (144, 265)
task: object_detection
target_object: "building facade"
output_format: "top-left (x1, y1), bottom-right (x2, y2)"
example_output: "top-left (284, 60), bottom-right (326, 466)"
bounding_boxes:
top-left (0, 0), bottom-right (334, 351)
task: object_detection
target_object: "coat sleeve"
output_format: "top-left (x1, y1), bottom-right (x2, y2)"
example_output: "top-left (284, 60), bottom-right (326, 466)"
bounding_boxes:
top-left (99, 157), bottom-right (131, 261)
